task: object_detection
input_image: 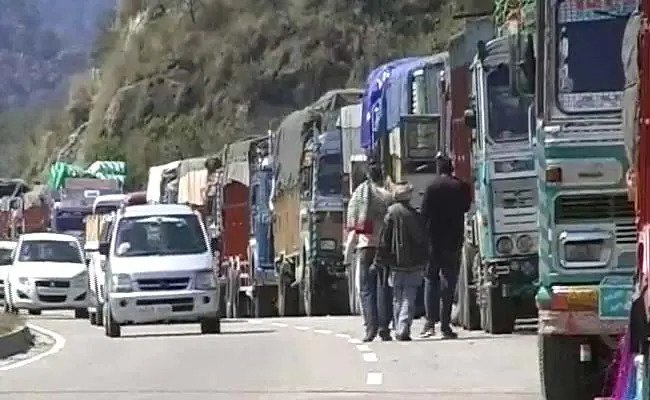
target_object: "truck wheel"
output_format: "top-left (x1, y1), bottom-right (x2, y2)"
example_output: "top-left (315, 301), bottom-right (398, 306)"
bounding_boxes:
top-left (303, 266), bottom-right (324, 316)
top-left (458, 250), bottom-right (480, 330)
top-left (28, 309), bottom-right (42, 316)
top-left (74, 308), bottom-right (89, 319)
top-left (200, 317), bottom-right (221, 334)
top-left (254, 286), bottom-right (277, 318)
top-left (89, 311), bottom-right (97, 325)
top-left (104, 304), bottom-right (121, 338)
top-left (277, 276), bottom-right (299, 317)
top-left (96, 304), bottom-right (104, 327)
top-left (481, 285), bottom-right (515, 334)
top-left (539, 335), bottom-right (606, 400)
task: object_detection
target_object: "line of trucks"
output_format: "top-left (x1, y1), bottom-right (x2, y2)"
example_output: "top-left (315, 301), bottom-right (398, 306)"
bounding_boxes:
top-left (0, 0), bottom-right (642, 398)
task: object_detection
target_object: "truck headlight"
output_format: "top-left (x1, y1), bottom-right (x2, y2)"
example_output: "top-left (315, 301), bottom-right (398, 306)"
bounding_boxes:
top-left (71, 272), bottom-right (87, 288)
top-left (516, 234), bottom-right (534, 253)
top-left (564, 241), bottom-right (607, 263)
top-left (111, 274), bottom-right (133, 292)
top-left (195, 271), bottom-right (216, 290)
top-left (496, 236), bottom-right (514, 254)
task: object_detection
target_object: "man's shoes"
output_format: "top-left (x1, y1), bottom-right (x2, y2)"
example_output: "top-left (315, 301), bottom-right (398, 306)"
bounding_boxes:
top-left (362, 331), bottom-right (377, 342)
top-left (395, 333), bottom-right (412, 341)
top-left (379, 331), bottom-right (392, 341)
top-left (420, 326), bottom-right (435, 338)
top-left (441, 328), bottom-right (458, 340)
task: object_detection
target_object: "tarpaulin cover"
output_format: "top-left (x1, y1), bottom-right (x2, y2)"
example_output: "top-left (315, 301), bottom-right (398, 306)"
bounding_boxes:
top-left (360, 57), bottom-right (421, 149)
top-left (622, 11), bottom-right (641, 165)
top-left (224, 138), bottom-right (254, 187)
top-left (48, 161), bottom-right (127, 190)
top-left (340, 104), bottom-right (363, 174)
top-left (177, 156), bottom-right (208, 206)
top-left (146, 160), bottom-right (180, 203)
top-left (23, 185), bottom-right (48, 209)
top-left (274, 89), bottom-right (362, 193)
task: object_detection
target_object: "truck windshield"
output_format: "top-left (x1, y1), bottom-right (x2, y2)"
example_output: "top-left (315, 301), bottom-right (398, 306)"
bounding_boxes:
top-left (555, 0), bottom-right (635, 112)
top-left (317, 154), bottom-right (343, 195)
top-left (486, 64), bottom-right (532, 142)
top-left (114, 214), bottom-right (207, 257)
top-left (18, 240), bottom-right (83, 263)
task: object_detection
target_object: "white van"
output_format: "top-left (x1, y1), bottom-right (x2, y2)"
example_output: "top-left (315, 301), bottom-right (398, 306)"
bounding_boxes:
top-left (5, 233), bottom-right (89, 317)
top-left (84, 194), bottom-right (126, 326)
top-left (99, 203), bottom-right (220, 337)
top-left (0, 240), bottom-right (16, 305)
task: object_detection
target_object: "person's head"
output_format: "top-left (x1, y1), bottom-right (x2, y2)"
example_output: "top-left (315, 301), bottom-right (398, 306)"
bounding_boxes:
top-left (435, 152), bottom-right (453, 175)
top-left (367, 163), bottom-right (383, 184)
top-left (392, 181), bottom-right (413, 203)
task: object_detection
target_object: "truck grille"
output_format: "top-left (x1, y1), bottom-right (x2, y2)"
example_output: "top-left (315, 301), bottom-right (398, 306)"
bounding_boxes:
top-left (136, 277), bottom-right (190, 291)
top-left (555, 193), bottom-right (636, 245)
top-left (35, 280), bottom-right (70, 288)
top-left (493, 178), bottom-right (537, 209)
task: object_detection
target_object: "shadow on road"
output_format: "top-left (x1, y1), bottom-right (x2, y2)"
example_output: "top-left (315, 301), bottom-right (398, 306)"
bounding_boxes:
top-left (120, 329), bottom-right (276, 339)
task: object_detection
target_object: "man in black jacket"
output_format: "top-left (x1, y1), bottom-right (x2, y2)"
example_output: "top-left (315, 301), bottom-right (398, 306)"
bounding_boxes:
top-left (420, 153), bottom-right (472, 339)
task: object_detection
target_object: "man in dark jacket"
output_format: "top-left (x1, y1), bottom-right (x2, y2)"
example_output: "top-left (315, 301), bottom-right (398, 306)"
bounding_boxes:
top-left (420, 153), bottom-right (472, 339)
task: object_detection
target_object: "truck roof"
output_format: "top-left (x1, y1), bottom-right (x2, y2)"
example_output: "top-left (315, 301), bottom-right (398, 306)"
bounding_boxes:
top-left (120, 203), bottom-right (195, 218)
top-left (93, 194), bottom-right (127, 208)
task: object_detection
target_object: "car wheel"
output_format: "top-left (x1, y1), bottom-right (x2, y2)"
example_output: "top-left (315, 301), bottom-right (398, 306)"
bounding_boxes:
top-left (104, 303), bottom-right (121, 338)
top-left (200, 317), bottom-right (221, 334)
top-left (74, 308), bottom-right (89, 319)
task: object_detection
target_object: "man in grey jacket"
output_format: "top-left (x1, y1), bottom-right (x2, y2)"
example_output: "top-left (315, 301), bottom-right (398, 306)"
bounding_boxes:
top-left (374, 182), bottom-right (428, 341)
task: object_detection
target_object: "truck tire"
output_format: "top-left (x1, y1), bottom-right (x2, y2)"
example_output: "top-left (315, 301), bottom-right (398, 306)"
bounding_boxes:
top-left (277, 276), bottom-right (299, 317)
top-left (200, 317), bottom-right (221, 334)
top-left (104, 304), bottom-right (121, 338)
top-left (539, 335), bottom-right (606, 400)
top-left (303, 265), bottom-right (324, 317)
top-left (254, 286), bottom-right (277, 318)
top-left (481, 285), bottom-right (515, 334)
top-left (96, 303), bottom-right (104, 327)
top-left (458, 249), bottom-right (480, 330)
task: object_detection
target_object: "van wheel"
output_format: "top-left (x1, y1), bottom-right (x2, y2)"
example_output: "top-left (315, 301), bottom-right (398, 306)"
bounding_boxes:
top-left (74, 308), bottom-right (89, 319)
top-left (104, 304), bottom-right (121, 338)
top-left (200, 317), bottom-right (221, 334)
top-left (28, 309), bottom-right (42, 316)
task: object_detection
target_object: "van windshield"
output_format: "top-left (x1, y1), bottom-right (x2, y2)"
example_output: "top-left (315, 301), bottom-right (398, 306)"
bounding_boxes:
top-left (114, 214), bottom-right (207, 257)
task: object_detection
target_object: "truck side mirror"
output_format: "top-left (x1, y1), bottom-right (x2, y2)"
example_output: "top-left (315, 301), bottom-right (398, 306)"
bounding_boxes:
top-left (210, 237), bottom-right (219, 253)
top-left (464, 109), bottom-right (477, 129)
top-left (98, 241), bottom-right (110, 256)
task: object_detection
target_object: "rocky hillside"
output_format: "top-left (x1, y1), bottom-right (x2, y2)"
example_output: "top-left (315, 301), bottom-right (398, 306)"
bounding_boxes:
top-left (21, 0), bottom-right (494, 186)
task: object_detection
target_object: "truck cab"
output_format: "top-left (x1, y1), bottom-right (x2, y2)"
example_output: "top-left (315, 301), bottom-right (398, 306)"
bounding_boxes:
top-left (99, 203), bottom-right (220, 338)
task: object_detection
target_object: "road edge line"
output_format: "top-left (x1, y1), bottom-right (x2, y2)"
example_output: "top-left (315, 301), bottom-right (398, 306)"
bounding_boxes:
top-left (0, 323), bottom-right (65, 371)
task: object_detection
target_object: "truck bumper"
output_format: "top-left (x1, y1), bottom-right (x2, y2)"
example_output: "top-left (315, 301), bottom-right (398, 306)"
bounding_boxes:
top-left (538, 310), bottom-right (628, 335)
top-left (486, 255), bottom-right (538, 297)
top-left (109, 289), bottom-right (218, 324)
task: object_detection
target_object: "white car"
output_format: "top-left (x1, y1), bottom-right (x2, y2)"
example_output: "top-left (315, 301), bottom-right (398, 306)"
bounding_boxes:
top-left (5, 233), bottom-right (89, 317)
top-left (99, 204), bottom-right (220, 337)
top-left (0, 240), bottom-right (16, 304)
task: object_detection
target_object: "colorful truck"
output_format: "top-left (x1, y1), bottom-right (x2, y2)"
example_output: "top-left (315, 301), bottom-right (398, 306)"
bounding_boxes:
top-left (273, 89), bottom-right (362, 316)
top-left (532, 0), bottom-right (638, 398)
top-left (458, 12), bottom-right (540, 334)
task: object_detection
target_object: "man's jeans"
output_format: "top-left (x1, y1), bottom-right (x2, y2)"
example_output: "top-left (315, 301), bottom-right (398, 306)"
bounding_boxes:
top-left (390, 270), bottom-right (422, 337)
top-left (358, 248), bottom-right (392, 336)
top-left (424, 248), bottom-right (461, 331)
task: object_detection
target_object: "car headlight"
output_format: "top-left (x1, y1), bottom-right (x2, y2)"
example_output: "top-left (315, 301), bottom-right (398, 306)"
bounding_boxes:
top-left (195, 270), bottom-right (216, 290)
top-left (17, 277), bottom-right (30, 286)
top-left (71, 272), bottom-right (87, 288)
top-left (111, 273), bottom-right (133, 292)
top-left (516, 234), bottom-right (534, 253)
top-left (496, 236), bottom-right (514, 254)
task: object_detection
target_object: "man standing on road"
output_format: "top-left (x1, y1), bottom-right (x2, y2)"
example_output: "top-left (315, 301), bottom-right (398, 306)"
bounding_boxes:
top-left (344, 162), bottom-right (393, 342)
top-left (374, 182), bottom-right (428, 341)
top-left (420, 153), bottom-right (472, 339)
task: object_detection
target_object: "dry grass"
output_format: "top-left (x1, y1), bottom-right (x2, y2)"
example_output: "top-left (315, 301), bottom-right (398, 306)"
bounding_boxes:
top-left (0, 313), bottom-right (21, 335)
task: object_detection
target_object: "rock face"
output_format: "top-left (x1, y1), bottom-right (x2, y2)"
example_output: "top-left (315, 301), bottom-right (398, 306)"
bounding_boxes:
top-left (0, 0), bottom-right (115, 110)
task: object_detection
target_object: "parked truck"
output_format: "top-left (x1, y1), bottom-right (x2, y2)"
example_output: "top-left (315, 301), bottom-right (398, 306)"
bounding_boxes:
top-left (532, 0), bottom-right (638, 398)
top-left (458, 12), bottom-right (540, 334)
top-left (0, 179), bottom-right (46, 240)
top-left (273, 89), bottom-right (362, 317)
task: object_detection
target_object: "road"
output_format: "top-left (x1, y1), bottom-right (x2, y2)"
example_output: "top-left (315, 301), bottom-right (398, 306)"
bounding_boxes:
top-left (0, 312), bottom-right (542, 400)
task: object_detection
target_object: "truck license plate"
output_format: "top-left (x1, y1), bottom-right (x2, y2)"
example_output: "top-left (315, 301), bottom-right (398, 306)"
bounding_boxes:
top-left (566, 289), bottom-right (598, 309)
top-left (138, 305), bottom-right (171, 314)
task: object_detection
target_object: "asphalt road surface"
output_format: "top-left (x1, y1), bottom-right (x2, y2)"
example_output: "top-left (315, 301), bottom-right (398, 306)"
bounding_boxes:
top-left (0, 312), bottom-right (542, 400)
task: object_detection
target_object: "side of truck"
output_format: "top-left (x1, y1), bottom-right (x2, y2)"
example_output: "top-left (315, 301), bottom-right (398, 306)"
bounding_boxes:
top-left (532, 0), bottom-right (638, 398)
top-left (273, 89), bottom-right (362, 317)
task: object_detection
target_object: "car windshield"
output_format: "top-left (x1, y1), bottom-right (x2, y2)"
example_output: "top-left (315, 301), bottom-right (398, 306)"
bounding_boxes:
top-left (18, 240), bottom-right (83, 263)
top-left (486, 64), bottom-right (531, 142)
top-left (114, 214), bottom-right (207, 257)
top-left (555, 0), bottom-right (636, 112)
top-left (0, 248), bottom-right (13, 265)
top-left (317, 154), bottom-right (343, 195)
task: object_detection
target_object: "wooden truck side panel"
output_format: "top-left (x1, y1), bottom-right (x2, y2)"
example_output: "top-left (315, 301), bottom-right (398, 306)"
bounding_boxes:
top-left (222, 182), bottom-right (250, 262)
top-left (450, 65), bottom-right (474, 192)
top-left (272, 187), bottom-right (300, 259)
top-left (23, 204), bottom-right (50, 233)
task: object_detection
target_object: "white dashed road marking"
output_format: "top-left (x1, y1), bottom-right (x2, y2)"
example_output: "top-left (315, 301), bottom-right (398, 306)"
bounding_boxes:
top-left (295, 326), bottom-right (309, 331)
top-left (362, 352), bottom-right (378, 362)
top-left (271, 322), bottom-right (288, 327)
top-left (348, 338), bottom-right (362, 344)
top-left (356, 344), bottom-right (372, 352)
top-left (314, 329), bottom-right (332, 335)
top-left (366, 372), bottom-right (383, 385)
top-left (248, 320), bottom-right (263, 325)
top-left (335, 333), bottom-right (351, 339)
